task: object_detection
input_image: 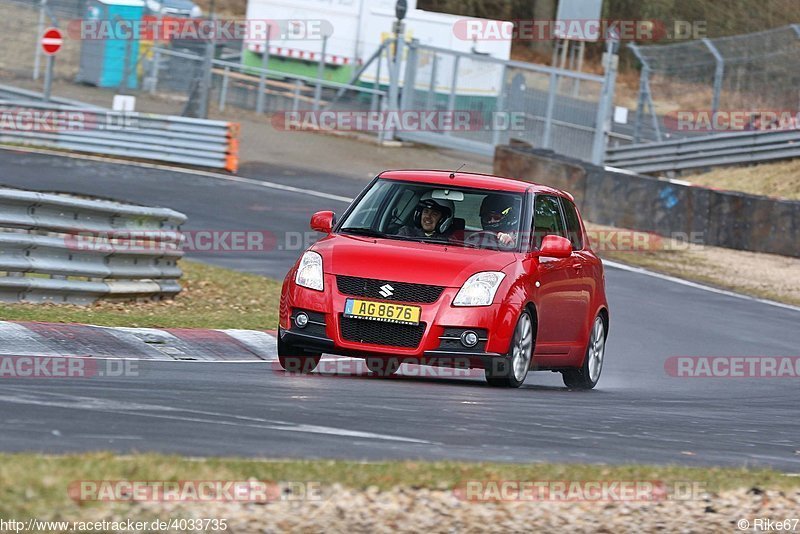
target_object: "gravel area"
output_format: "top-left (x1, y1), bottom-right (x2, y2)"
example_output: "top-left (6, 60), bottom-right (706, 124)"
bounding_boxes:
top-left (128, 485), bottom-right (800, 533)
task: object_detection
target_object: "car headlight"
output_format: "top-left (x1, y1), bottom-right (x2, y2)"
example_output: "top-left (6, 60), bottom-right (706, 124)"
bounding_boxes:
top-left (453, 271), bottom-right (505, 307)
top-left (190, 5), bottom-right (202, 17)
top-left (295, 251), bottom-right (324, 291)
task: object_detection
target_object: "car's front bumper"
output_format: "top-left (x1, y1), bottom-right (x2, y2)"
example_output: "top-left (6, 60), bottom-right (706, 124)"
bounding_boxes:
top-left (280, 273), bottom-right (520, 368)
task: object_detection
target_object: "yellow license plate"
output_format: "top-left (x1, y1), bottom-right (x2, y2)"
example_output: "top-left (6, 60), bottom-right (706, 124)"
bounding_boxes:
top-left (344, 299), bottom-right (421, 325)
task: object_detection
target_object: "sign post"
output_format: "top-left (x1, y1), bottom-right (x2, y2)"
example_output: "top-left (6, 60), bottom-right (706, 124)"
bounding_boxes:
top-left (40, 27), bottom-right (63, 102)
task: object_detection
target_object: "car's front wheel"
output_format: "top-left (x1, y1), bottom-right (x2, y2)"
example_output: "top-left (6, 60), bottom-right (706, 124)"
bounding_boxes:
top-left (562, 315), bottom-right (606, 390)
top-left (277, 335), bottom-right (322, 373)
top-left (485, 310), bottom-right (534, 388)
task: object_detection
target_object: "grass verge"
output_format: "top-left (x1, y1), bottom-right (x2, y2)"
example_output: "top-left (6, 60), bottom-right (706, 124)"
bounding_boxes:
top-left (1, 452), bottom-right (798, 520)
top-left (0, 261), bottom-right (282, 330)
top-left (683, 158), bottom-right (800, 200)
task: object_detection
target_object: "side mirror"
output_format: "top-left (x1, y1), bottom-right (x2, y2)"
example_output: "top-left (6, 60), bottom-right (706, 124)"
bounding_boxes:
top-left (310, 211), bottom-right (335, 234)
top-left (539, 235), bottom-right (572, 258)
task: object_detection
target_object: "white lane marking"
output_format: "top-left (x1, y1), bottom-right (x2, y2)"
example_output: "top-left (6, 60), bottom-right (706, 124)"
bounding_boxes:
top-left (0, 389), bottom-right (435, 444)
top-left (218, 329), bottom-right (277, 360)
top-left (0, 145), bottom-right (353, 203)
top-left (603, 260), bottom-right (800, 313)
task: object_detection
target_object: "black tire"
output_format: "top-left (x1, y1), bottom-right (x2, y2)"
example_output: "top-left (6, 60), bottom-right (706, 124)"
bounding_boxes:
top-left (485, 310), bottom-right (534, 388)
top-left (562, 315), bottom-right (606, 390)
top-left (277, 335), bottom-right (321, 373)
top-left (365, 357), bottom-right (401, 377)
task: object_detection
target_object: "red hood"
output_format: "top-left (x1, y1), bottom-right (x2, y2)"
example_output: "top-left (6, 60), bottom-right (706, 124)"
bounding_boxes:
top-left (311, 234), bottom-right (517, 287)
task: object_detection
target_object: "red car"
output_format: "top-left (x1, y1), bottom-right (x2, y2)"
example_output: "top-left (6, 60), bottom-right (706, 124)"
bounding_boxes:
top-left (278, 170), bottom-right (609, 389)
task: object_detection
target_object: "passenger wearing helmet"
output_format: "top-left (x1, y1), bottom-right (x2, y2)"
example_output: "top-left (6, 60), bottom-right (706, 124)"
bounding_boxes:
top-left (398, 191), bottom-right (455, 238)
top-left (480, 194), bottom-right (519, 247)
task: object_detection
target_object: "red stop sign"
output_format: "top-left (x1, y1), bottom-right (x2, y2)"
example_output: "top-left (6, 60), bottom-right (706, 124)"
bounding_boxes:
top-left (41, 27), bottom-right (63, 55)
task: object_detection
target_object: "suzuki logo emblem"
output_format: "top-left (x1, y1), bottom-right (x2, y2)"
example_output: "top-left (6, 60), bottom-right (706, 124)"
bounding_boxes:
top-left (379, 284), bottom-right (394, 298)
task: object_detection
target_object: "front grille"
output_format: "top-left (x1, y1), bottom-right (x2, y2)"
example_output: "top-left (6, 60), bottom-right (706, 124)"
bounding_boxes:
top-left (339, 315), bottom-right (426, 348)
top-left (336, 276), bottom-right (444, 303)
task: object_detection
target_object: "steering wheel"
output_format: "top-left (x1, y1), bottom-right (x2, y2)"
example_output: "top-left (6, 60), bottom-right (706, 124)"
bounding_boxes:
top-left (464, 230), bottom-right (501, 248)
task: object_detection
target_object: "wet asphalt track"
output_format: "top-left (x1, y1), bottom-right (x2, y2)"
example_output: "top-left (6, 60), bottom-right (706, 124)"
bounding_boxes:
top-left (0, 149), bottom-right (798, 469)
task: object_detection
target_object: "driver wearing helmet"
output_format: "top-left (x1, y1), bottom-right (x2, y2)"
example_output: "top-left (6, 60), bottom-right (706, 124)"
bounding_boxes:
top-left (398, 191), bottom-right (455, 238)
top-left (480, 194), bottom-right (519, 247)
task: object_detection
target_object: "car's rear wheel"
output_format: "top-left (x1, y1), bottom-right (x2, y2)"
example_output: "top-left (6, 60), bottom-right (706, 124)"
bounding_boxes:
top-left (365, 357), bottom-right (401, 377)
top-left (277, 335), bottom-right (322, 373)
top-left (562, 315), bottom-right (606, 390)
top-left (485, 310), bottom-right (533, 388)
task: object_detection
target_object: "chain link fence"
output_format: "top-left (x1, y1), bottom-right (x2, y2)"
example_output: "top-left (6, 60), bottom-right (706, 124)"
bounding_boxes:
top-left (629, 24), bottom-right (800, 142)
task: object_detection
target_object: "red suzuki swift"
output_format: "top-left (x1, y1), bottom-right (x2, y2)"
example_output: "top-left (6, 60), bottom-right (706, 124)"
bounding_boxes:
top-left (278, 170), bottom-right (609, 389)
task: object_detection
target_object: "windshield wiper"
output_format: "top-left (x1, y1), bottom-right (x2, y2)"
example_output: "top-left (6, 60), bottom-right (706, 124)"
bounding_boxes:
top-left (339, 227), bottom-right (390, 239)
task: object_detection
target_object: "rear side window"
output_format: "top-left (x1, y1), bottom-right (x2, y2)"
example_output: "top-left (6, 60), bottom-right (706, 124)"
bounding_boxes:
top-left (531, 195), bottom-right (567, 250)
top-left (560, 198), bottom-right (584, 250)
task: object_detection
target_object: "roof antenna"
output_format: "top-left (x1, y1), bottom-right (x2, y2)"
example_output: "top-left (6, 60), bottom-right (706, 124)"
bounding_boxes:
top-left (450, 163), bottom-right (466, 179)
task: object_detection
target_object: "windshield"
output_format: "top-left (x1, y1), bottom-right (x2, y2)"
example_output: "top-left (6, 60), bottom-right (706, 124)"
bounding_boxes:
top-left (338, 179), bottom-right (525, 251)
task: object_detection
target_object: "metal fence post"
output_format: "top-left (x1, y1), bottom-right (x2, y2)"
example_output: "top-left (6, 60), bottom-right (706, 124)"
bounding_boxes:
top-left (219, 66), bottom-right (230, 111)
top-left (491, 63), bottom-right (507, 147)
top-left (197, 37), bottom-right (214, 119)
top-left (703, 38), bottom-right (724, 114)
top-left (386, 33), bottom-right (405, 141)
top-left (399, 40), bottom-right (417, 112)
top-left (292, 80), bottom-right (302, 113)
top-left (313, 34), bottom-right (328, 112)
top-left (426, 52), bottom-right (438, 109)
top-left (256, 27), bottom-right (271, 114)
top-left (444, 55), bottom-right (459, 137)
top-left (542, 70), bottom-right (558, 149)
top-left (371, 49), bottom-right (383, 112)
top-left (33, 0), bottom-right (47, 80)
top-left (591, 38), bottom-right (619, 165)
top-left (148, 48), bottom-right (160, 95)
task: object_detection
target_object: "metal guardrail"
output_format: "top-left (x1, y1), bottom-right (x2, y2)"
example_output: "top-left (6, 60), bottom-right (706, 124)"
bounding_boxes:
top-left (0, 83), bottom-right (106, 109)
top-left (0, 101), bottom-right (240, 171)
top-left (0, 187), bottom-right (187, 304)
top-left (605, 128), bottom-right (800, 174)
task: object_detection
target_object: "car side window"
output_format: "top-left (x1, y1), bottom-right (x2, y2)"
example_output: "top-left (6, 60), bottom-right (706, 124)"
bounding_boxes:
top-left (531, 195), bottom-right (567, 250)
top-left (560, 198), bottom-right (584, 250)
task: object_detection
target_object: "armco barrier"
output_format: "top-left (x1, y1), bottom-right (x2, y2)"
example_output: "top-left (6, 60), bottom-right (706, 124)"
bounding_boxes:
top-left (605, 128), bottom-right (800, 174)
top-left (0, 187), bottom-right (187, 304)
top-left (0, 101), bottom-right (239, 172)
top-left (494, 144), bottom-right (800, 258)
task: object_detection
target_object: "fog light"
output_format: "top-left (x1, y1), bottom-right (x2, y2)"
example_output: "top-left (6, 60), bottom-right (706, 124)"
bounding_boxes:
top-left (295, 312), bottom-right (309, 329)
top-left (461, 330), bottom-right (479, 348)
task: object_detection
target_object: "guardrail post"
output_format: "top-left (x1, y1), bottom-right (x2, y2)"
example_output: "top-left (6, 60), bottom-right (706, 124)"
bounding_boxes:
top-left (219, 66), bottom-right (230, 111)
top-left (313, 34), bottom-right (328, 112)
top-left (255, 27), bottom-right (271, 114)
top-left (702, 38), bottom-right (724, 115)
top-left (371, 49), bottom-right (383, 112)
top-left (444, 54), bottom-right (460, 137)
top-left (542, 70), bottom-right (558, 149)
top-left (591, 37), bottom-right (619, 165)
